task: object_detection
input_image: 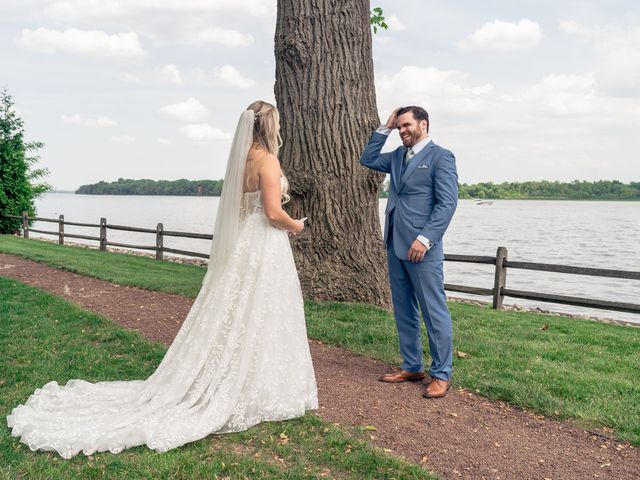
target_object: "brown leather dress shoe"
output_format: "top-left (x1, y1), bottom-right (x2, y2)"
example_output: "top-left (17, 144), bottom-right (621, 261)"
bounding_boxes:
top-left (379, 369), bottom-right (426, 383)
top-left (422, 377), bottom-right (450, 398)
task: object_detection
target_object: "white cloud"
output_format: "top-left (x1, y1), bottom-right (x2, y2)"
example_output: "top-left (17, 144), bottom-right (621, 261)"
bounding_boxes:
top-left (157, 137), bottom-right (172, 145)
top-left (111, 135), bottom-right (135, 143)
top-left (558, 20), bottom-right (596, 37)
top-left (377, 64), bottom-right (640, 183)
top-left (122, 73), bottom-right (143, 84)
top-left (213, 65), bottom-right (255, 88)
top-left (521, 73), bottom-right (598, 115)
top-left (459, 19), bottom-right (542, 52)
top-left (17, 28), bottom-right (146, 58)
top-left (594, 28), bottom-right (640, 97)
top-left (195, 27), bottom-right (254, 47)
top-left (385, 16), bottom-right (407, 32)
top-left (377, 66), bottom-right (496, 118)
top-left (46, 0), bottom-right (276, 20)
top-left (160, 98), bottom-right (209, 122)
top-left (376, 65), bottom-right (639, 138)
top-left (160, 64), bottom-right (182, 84)
top-left (62, 114), bottom-right (118, 127)
top-left (560, 22), bottom-right (640, 96)
top-left (180, 123), bottom-right (230, 142)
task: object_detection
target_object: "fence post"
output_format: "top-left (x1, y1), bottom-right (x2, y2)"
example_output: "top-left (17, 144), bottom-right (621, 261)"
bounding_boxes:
top-left (492, 246), bottom-right (508, 309)
top-left (58, 214), bottom-right (64, 245)
top-left (100, 218), bottom-right (107, 251)
top-left (156, 223), bottom-right (164, 260)
top-left (22, 211), bottom-right (29, 238)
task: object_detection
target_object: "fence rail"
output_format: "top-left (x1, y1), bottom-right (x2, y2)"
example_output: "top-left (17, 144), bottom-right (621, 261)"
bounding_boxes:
top-left (4, 211), bottom-right (640, 317)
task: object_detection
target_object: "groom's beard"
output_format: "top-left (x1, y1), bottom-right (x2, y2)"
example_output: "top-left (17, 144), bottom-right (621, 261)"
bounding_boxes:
top-left (402, 129), bottom-right (423, 147)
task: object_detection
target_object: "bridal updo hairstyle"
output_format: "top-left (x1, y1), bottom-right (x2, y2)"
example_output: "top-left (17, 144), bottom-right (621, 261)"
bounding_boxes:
top-left (246, 100), bottom-right (290, 203)
top-left (247, 100), bottom-right (282, 156)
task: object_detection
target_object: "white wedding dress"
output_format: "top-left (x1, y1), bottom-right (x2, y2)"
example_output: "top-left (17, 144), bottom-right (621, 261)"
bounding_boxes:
top-left (7, 176), bottom-right (318, 458)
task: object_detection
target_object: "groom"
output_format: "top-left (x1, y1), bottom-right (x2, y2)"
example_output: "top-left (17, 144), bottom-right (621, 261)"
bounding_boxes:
top-left (360, 106), bottom-right (458, 398)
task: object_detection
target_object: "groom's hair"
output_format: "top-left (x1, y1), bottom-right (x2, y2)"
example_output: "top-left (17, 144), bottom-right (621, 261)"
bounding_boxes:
top-left (397, 106), bottom-right (429, 132)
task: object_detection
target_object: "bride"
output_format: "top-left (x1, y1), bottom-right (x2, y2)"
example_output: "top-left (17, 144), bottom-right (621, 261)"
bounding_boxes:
top-left (7, 101), bottom-right (318, 458)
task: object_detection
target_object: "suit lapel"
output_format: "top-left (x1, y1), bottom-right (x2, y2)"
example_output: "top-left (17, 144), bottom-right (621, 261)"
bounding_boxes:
top-left (398, 142), bottom-right (436, 192)
top-left (392, 148), bottom-right (404, 192)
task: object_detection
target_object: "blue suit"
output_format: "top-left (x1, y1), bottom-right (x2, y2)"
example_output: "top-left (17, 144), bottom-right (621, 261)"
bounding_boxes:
top-left (361, 131), bottom-right (458, 380)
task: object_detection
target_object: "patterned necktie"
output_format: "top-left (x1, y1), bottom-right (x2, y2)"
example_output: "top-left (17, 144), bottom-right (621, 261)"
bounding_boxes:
top-left (403, 147), bottom-right (415, 174)
top-left (405, 147), bottom-right (415, 163)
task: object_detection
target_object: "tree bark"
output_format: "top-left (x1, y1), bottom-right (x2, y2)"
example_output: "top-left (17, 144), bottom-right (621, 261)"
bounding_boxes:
top-left (275, 0), bottom-right (391, 308)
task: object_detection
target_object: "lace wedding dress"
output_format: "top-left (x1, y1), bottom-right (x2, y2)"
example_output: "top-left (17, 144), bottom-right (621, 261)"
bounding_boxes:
top-left (7, 112), bottom-right (318, 459)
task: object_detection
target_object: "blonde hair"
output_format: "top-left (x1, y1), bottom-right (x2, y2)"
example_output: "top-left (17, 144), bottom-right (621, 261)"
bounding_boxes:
top-left (246, 100), bottom-right (282, 156)
top-left (246, 100), bottom-right (290, 204)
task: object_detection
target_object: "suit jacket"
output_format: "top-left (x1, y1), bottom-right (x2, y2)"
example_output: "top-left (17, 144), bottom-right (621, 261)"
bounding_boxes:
top-left (360, 131), bottom-right (458, 262)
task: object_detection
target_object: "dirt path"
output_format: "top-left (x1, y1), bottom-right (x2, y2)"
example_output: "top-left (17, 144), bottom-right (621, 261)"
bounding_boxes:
top-left (2, 253), bottom-right (638, 480)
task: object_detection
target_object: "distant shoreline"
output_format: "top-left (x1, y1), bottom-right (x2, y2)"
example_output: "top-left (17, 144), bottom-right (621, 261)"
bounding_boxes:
top-left (47, 191), bottom-right (640, 201)
top-left (54, 178), bottom-right (640, 201)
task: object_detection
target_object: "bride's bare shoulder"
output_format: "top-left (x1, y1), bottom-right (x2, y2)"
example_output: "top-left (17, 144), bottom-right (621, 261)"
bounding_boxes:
top-left (251, 151), bottom-right (280, 174)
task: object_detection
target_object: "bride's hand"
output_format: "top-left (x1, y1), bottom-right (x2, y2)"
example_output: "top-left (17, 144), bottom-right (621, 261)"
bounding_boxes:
top-left (290, 220), bottom-right (305, 236)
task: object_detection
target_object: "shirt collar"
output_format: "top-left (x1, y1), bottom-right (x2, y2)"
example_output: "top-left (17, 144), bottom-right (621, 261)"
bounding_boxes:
top-left (410, 136), bottom-right (431, 155)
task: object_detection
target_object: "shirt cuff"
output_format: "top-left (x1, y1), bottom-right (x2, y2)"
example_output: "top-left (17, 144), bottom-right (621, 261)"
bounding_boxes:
top-left (416, 235), bottom-right (433, 250)
top-left (376, 125), bottom-right (392, 135)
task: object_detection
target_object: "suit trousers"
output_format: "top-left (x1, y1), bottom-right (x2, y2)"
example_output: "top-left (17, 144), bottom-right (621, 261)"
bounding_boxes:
top-left (387, 231), bottom-right (453, 380)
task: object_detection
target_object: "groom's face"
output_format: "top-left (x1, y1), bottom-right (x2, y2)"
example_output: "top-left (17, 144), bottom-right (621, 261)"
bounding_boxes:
top-left (396, 112), bottom-right (427, 147)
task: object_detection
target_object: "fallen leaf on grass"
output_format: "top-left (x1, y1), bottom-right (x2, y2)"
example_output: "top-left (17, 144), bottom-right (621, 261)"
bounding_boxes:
top-left (455, 350), bottom-right (468, 359)
top-left (540, 324), bottom-right (549, 331)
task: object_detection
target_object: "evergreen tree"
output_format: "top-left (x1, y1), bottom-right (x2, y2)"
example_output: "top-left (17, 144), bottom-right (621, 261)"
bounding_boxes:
top-left (0, 90), bottom-right (50, 234)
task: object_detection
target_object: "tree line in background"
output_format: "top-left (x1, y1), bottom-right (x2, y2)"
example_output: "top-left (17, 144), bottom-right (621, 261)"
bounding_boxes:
top-left (80, 178), bottom-right (639, 200)
top-left (76, 178), bottom-right (224, 196)
top-left (457, 180), bottom-right (640, 200)
top-left (380, 179), bottom-right (639, 200)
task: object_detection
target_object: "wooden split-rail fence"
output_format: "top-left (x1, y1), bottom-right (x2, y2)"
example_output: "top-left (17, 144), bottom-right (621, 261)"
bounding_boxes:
top-left (5, 211), bottom-right (640, 316)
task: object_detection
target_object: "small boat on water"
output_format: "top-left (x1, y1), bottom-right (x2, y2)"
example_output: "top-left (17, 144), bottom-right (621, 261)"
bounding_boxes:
top-left (474, 199), bottom-right (494, 205)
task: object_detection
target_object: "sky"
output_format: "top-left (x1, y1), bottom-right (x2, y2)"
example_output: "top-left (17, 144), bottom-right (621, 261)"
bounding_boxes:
top-left (1, 0), bottom-right (639, 190)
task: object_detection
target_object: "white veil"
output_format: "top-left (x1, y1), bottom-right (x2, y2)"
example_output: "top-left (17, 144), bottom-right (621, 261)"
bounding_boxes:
top-left (203, 109), bottom-right (255, 285)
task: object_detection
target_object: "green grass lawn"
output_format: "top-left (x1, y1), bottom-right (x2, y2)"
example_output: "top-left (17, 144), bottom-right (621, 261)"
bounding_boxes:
top-left (0, 235), bottom-right (204, 297)
top-left (0, 276), bottom-right (436, 479)
top-left (2, 235), bottom-right (639, 446)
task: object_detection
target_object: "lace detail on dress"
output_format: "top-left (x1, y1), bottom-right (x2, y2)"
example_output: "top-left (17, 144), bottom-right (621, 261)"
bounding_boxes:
top-left (241, 190), bottom-right (264, 218)
top-left (6, 175), bottom-right (318, 458)
top-left (241, 176), bottom-right (288, 218)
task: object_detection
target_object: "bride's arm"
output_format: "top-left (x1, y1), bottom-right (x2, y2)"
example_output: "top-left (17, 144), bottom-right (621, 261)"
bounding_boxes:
top-left (259, 155), bottom-right (304, 234)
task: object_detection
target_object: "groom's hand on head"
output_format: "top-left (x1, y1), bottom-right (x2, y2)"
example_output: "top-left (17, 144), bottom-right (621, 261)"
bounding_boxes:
top-left (407, 240), bottom-right (427, 263)
top-left (385, 107), bottom-right (402, 129)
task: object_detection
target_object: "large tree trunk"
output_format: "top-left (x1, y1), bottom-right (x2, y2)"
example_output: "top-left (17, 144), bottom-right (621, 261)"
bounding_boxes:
top-left (275, 0), bottom-right (390, 308)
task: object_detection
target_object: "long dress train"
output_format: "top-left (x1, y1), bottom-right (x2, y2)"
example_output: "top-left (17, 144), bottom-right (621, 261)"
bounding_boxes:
top-left (7, 187), bottom-right (318, 458)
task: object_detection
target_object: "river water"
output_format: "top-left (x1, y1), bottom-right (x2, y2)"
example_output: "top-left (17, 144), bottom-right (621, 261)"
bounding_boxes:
top-left (30, 193), bottom-right (640, 324)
